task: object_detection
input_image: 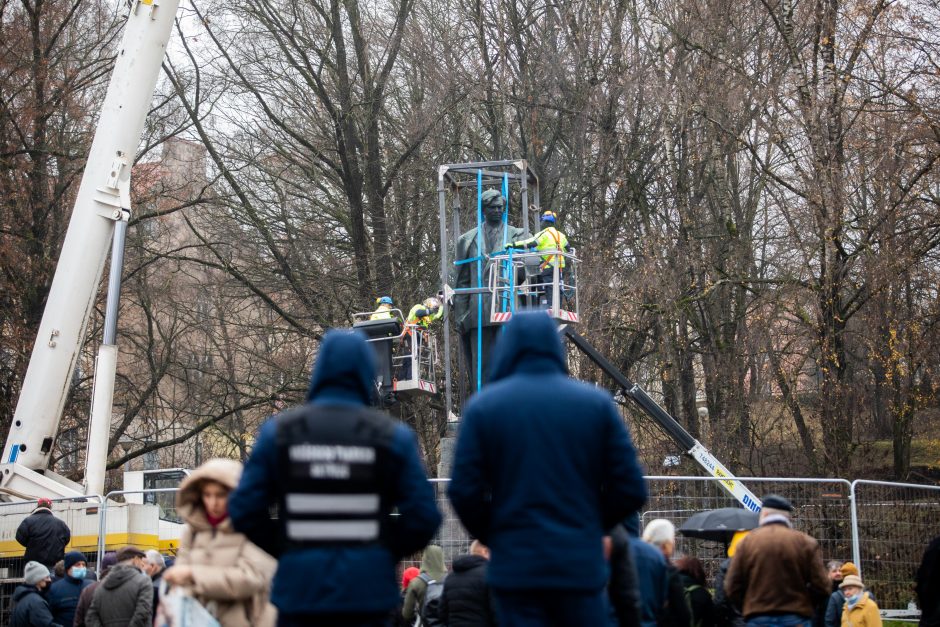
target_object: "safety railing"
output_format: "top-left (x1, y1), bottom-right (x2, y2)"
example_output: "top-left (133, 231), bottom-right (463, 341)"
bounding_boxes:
top-left (487, 249), bottom-right (580, 324)
top-left (391, 325), bottom-right (438, 394)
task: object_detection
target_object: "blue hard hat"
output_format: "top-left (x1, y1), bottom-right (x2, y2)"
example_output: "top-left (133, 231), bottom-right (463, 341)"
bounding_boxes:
top-left (541, 210), bottom-right (557, 224)
top-left (376, 296), bottom-right (393, 305)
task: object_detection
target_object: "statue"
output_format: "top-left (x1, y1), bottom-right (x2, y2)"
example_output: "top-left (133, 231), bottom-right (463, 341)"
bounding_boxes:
top-left (451, 189), bottom-right (524, 392)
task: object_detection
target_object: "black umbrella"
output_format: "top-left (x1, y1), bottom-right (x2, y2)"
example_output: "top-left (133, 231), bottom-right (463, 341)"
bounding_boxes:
top-left (678, 507), bottom-right (759, 543)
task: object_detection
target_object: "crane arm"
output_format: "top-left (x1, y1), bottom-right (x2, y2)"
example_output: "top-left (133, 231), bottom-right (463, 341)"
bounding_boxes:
top-left (562, 326), bottom-right (762, 513)
top-left (2, 0), bottom-right (182, 498)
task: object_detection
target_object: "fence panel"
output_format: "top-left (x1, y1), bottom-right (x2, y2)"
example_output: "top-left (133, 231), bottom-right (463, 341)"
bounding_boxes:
top-left (851, 479), bottom-right (940, 613)
top-left (644, 477), bottom-right (854, 589)
top-left (414, 477), bottom-right (856, 580)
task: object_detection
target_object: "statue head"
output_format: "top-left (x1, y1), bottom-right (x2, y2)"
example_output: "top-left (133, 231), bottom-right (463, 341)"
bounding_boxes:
top-left (480, 189), bottom-right (505, 225)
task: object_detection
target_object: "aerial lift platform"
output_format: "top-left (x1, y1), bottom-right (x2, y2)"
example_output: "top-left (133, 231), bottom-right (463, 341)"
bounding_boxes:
top-left (352, 310), bottom-right (438, 403)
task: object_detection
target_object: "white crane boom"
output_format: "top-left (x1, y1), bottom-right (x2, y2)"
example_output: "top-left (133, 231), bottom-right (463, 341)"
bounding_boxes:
top-left (1, 0), bottom-right (181, 498)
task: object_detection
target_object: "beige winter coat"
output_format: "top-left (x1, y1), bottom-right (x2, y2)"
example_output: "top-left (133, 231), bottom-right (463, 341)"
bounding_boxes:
top-left (173, 458), bottom-right (278, 627)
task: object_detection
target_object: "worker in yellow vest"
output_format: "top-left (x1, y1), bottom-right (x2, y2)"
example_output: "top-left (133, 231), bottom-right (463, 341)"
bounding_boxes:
top-left (370, 296), bottom-right (395, 320)
top-left (406, 296), bottom-right (443, 328)
top-left (400, 296), bottom-right (443, 380)
top-left (509, 209), bottom-right (569, 306)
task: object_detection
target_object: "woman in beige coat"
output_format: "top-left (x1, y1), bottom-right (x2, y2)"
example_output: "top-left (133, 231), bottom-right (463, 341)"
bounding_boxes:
top-left (162, 458), bottom-right (277, 627)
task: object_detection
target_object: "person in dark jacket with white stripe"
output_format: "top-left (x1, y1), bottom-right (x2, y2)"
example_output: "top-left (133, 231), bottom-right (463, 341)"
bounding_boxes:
top-left (441, 541), bottom-right (497, 627)
top-left (229, 329), bottom-right (442, 627)
top-left (449, 311), bottom-right (648, 627)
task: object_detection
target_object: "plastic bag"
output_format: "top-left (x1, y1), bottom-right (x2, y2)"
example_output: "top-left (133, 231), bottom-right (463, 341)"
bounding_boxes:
top-left (155, 581), bottom-right (221, 627)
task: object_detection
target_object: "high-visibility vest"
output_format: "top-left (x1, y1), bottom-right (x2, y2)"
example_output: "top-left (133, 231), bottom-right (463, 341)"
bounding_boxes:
top-left (406, 304), bottom-right (443, 329)
top-left (512, 227), bottom-right (568, 269)
top-left (370, 304), bottom-right (393, 320)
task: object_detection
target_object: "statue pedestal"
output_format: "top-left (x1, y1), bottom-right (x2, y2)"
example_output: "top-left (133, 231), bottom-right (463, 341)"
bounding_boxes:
top-left (437, 421), bottom-right (458, 477)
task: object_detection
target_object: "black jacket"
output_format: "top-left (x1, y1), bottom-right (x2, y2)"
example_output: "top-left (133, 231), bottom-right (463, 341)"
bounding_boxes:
top-left (15, 509), bottom-right (70, 567)
top-left (608, 524), bottom-right (642, 627)
top-left (661, 565), bottom-right (693, 627)
top-left (10, 584), bottom-right (61, 627)
top-left (441, 554), bottom-right (496, 627)
top-left (918, 535), bottom-right (940, 627)
top-left (679, 572), bottom-right (716, 627)
top-left (713, 558), bottom-right (744, 627)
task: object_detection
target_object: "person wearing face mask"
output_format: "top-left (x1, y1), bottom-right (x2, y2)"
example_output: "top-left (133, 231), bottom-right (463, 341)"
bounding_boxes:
top-left (837, 575), bottom-right (881, 627)
top-left (10, 561), bottom-right (58, 627)
top-left (47, 550), bottom-right (93, 626)
top-left (161, 458), bottom-right (278, 627)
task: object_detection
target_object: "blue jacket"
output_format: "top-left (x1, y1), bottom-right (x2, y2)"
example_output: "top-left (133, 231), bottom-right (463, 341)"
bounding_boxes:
top-left (624, 515), bottom-right (669, 627)
top-left (47, 575), bottom-right (92, 627)
top-left (448, 312), bottom-right (648, 592)
top-left (229, 330), bottom-right (441, 616)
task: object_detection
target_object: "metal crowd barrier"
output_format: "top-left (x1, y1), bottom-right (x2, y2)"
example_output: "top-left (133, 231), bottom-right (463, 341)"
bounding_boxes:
top-left (850, 479), bottom-right (940, 616)
top-left (4, 476), bottom-right (936, 619)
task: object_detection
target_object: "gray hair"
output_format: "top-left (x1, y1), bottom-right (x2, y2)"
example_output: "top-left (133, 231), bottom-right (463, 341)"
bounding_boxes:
top-left (642, 519), bottom-right (676, 547)
top-left (145, 549), bottom-right (165, 569)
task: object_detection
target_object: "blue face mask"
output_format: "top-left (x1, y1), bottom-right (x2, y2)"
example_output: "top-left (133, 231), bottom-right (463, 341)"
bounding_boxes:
top-left (70, 566), bottom-right (87, 580)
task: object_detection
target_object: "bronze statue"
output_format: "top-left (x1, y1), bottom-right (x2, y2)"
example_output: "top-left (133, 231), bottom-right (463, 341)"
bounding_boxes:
top-left (451, 189), bottom-right (524, 391)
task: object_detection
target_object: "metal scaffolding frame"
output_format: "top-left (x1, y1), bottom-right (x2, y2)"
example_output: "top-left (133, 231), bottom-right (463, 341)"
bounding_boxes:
top-left (437, 160), bottom-right (540, 418)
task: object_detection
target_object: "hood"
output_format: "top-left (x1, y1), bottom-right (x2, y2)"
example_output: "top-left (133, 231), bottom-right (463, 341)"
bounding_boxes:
top-left (452, 554), bottom-right (487, 573)
top-left (623, 512), bottom-right (641, 538)
top-left (488, 311), bottom-right (567, 382)
top-left (420, 545), bottom-right (446, 580)
top-left (176, 458), bottom-right (243, 530)
top-left (102, 564), bottom-right (142, 590)
top-left (13, 585), bottom-right (39, 602)
top-left (306, 330), bottom-right (376, 405)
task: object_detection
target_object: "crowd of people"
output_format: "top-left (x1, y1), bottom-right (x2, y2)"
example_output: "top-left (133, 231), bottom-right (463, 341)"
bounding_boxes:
top-left (7, 312), bottom-right (940, 627)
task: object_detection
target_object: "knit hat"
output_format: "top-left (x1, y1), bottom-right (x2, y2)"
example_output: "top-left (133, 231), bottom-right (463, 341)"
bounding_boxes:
top-left (840, 562), bottom-right (859, 577)
top-left (840, 574), bottom-right (864, 589)
top-left (64, 551), bottom-right (87, 572)
top-left (23, 561), bottom-right (50, 585)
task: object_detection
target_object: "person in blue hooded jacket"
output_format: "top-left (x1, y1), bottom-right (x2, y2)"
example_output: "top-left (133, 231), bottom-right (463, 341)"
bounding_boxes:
top-left (448, 311), bottom-right (648, 627)
top-left (228, 329), bottom-right (442, 627)
top-left (623, 514), bottom-right (670, 627)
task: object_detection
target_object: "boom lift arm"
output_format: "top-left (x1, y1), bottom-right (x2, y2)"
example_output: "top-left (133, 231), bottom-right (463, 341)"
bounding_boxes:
top-left (1, 0), bottom-right (182, 499)
top-left (562, 326), bottom-right (762, 513)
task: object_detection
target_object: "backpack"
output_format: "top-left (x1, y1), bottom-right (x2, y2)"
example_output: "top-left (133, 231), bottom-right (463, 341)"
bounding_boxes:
top-left (684, 584), bottom-right (702, 627)
top-left (413, 573), bottom-right (445, 627)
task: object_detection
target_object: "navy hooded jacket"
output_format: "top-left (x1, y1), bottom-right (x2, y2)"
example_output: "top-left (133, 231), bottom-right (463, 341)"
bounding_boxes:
top-left (448, 312), bottom-right (648, 592)
top-left (228, 330), bottom-right (441, 616)
top-left (624, 513), bottom-right (669, 627)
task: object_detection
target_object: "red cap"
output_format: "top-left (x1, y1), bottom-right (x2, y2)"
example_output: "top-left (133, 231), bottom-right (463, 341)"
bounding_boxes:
top-left (402, 566), bottom-right (420, 590)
